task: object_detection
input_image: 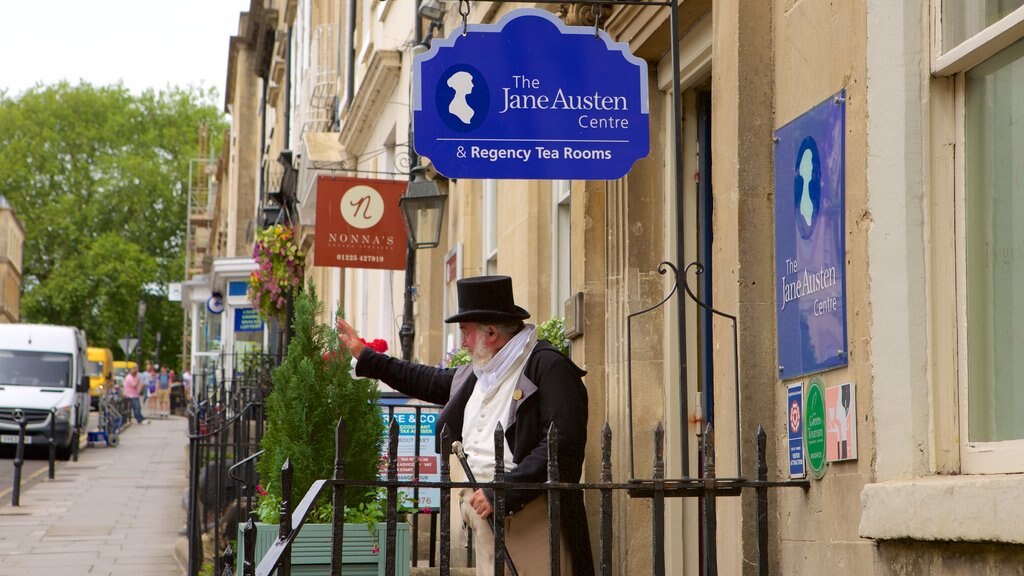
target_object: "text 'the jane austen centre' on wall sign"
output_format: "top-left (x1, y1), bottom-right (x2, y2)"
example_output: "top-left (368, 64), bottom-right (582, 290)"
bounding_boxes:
top-left (413, 8), bottom-right (650, 180)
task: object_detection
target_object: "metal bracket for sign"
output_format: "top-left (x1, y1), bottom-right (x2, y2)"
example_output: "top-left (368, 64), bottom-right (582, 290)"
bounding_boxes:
top-left (624, 262), bottom-right (743, 480)
top-left (434, 0), bottom-right (692, 478)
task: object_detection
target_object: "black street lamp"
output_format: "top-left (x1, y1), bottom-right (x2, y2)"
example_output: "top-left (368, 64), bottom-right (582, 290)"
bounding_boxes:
top-left (136, 299), bottom-right (146, 368)
top-left (399, 166), bottom-right (447, 249)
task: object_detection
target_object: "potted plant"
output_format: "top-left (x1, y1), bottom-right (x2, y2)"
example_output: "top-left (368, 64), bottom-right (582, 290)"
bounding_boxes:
top-left (239, 284), bottom-right (411, 574)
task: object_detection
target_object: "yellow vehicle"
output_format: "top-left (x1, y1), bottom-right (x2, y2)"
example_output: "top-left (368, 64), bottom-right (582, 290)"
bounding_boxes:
top-left (112, 360), bottom-right (137, 381)
top-left (86, 347), bottom-right (114, 410)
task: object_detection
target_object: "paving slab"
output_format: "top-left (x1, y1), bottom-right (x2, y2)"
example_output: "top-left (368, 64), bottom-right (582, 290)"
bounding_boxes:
top-left (0, 416), bottom-right (188, 576)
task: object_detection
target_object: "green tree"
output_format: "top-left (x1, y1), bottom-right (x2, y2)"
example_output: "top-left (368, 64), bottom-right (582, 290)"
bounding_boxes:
top-left (258, 284), bottom-right (385, 516)
top-left (0, 82), bottom-right (227, 366)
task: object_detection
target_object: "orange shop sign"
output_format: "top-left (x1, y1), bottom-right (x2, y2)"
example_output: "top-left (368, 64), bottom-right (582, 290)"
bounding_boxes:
top-left (314, 176), bottom-right (408, 270)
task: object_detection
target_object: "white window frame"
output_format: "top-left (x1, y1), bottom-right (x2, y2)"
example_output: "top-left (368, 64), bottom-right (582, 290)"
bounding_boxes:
top-left (934, 0), bottom-right (1024, 473)
top-left (443, 244), bottom-right (463, 355)
top-left (550, 180), bottom-right (572, 316)
top-left (482, 179), bottom-right (498, 275)
top-left (932, 2), bottom-right (1024, 74)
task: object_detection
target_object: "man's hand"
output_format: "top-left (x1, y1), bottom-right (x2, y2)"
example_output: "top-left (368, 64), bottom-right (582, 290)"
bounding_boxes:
top-left (336, 318), bottom-right (366, 358)
top-left (468, 489), bottom-right (493, 519)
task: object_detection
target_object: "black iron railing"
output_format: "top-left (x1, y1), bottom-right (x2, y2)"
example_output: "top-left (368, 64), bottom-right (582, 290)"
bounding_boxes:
top-left (187, 352), bottom-right (279, 576)
top-left (232, 415), bottom-right (807, 576)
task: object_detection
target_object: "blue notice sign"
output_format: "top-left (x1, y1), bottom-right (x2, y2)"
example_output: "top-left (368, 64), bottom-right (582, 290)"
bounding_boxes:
top-left (787, 382), bottom-right (805, 478)
top-left (234, 308), bottom-right (264, 332)
top-left (413, 9), bottom-right (649, 180)
top-left (774, 90), bottom-right (848, 380)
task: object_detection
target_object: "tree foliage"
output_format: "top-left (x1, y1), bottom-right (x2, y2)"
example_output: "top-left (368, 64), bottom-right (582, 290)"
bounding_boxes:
top-left (0, 82), bottom-right (227, 366)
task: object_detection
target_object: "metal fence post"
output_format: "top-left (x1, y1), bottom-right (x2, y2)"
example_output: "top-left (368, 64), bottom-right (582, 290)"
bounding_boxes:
top-left (242, 516), bottom-right (257, 576)
top-left (702, 423), bottom-right (718, 576)
top-left (756, 425), bottom-right (768, 576)
top-left (492, 422), bottom-right (512, 576)
top-left (48, 407), bottom-right (56, 479)
top-left (386, 419), bottom-right (400, 576)
top-left (278, 458), bottom-right (293, 576)
top-left (330, 417), bottom-right (347, 576)
top-left (652, 423), bottom-right (665, 576)
top-left (222, 544), bottom-right (235, 576)
top-left (188, 410), bottom-right (203, 576)
top-left (439, 424), bottom-right (451, 576)
top-left (11, 411), bottom-right (27, 506)
top-left (546, 422), bottom-right (561, 575)
top-left (599, 424), bottom-right (613, 576)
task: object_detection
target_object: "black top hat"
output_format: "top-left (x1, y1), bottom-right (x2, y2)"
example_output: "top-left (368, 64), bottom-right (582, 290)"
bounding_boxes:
top-left (444, 276), bottom-right (531, 324)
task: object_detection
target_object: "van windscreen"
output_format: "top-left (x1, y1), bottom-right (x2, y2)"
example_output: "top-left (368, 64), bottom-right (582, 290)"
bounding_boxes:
top-left (87, 360), bottom-right (104, 377)
top-left (0, 351), bottom-right (74, 388)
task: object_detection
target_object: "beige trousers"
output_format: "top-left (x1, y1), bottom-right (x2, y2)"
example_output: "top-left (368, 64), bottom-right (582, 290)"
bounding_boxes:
top-left (458, 488), bottom-right (574, 576)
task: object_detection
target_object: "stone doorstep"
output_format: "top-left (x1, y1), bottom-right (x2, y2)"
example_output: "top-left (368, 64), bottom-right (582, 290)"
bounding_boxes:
top-left (410, 568), bottom-right (476, 576)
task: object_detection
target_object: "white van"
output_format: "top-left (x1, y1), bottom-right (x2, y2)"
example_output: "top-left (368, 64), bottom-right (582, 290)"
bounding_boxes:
top-left (0, 324), bottom-right (91, 459)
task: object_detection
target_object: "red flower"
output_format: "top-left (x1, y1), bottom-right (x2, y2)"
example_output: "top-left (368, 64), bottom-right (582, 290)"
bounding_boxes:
top-left (361, 338), bottom-right (389, 353)
top-left (322, 351), bottom-right (341, 363)
top-left (371, 545), bottom-right (379, 554)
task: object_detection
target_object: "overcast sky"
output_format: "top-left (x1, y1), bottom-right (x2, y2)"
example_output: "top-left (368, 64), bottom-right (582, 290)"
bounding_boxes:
top-left (1, 0), bottom-right (252, 99)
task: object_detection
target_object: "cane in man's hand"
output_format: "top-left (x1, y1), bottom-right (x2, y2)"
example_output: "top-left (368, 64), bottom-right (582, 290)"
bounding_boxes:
top-left (452, 441), bottom-right (519, 576)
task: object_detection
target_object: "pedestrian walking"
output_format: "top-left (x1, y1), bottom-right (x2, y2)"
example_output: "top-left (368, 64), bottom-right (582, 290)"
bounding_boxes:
top-left (336, 275), bottom-right (594, 576)
top-left (140, 363), bottom-right (155, 417)
top-left (123, 365), bottom-right (148, 424)
top-left (157, 365), bottom-right (171, 417)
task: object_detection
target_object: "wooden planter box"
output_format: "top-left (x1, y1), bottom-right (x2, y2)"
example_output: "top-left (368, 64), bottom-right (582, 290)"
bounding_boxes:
top-left (237, 522), bottom-right (411, 576)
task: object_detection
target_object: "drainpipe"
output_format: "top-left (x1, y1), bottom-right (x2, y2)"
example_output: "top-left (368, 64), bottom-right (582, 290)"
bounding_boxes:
top-left (343, 0), bottom-right (356, 113)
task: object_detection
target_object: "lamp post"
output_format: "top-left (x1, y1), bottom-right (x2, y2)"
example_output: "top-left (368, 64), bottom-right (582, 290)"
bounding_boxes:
top-left (397, 169), bottom-right (447, 361)
top-left (398, 1), bottom-right (449, 362)
top-left (137, 299), bottom-right (146, 368)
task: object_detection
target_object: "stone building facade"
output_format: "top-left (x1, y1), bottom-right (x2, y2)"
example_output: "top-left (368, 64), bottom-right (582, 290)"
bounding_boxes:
top-left (192, 1), bottom-right (1024, 574)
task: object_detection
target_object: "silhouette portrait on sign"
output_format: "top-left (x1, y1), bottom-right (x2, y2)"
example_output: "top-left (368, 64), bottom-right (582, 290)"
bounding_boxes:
top-left (447, 71), bottom-right (476, 124)
top-left (793, 136), bottom-right (821, 240)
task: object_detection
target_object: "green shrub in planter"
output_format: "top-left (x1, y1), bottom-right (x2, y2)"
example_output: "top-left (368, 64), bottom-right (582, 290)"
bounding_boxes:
top-left (257, 284), bottom-right (385, 519)
top-left (537, 316), bottom-right (570, 357)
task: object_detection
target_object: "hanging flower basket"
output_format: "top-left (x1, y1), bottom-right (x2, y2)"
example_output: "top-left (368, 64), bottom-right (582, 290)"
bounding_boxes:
top-left (248, 224), bottom-right (305, 321)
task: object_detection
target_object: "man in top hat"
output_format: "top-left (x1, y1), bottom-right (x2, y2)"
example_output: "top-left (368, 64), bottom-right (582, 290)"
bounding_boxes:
top-left (336, 275), bottom-right (593, 576)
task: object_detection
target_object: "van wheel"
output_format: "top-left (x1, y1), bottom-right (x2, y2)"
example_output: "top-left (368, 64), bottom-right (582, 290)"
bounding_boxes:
top-left (56, 435), bottom-right (76, 461)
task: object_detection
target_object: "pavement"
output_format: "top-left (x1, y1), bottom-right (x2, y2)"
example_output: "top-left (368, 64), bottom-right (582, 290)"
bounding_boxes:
top-left (0, 413), bottom-right (189, 576)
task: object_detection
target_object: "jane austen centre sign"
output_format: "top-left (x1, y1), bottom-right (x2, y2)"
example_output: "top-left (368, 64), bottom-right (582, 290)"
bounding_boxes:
top-left (774, 90), bottom-right (848, 380)
top-left (413, 8), bottom-right (649, 180)
top-left (314, 176), bottom-right (408, 270)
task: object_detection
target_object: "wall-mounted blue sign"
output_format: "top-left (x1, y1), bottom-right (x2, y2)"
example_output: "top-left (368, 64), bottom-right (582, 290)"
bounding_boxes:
top-left (413, 8), bottom-right (649, 180)
top-left (234, 307), bottom-right (264, 332)
top-left (774, 90), bottom-right (848, 380)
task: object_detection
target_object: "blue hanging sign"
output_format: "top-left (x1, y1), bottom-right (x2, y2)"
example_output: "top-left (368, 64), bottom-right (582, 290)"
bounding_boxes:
top-left (774, 90), bottom-right (848, 380)
top-left (413, 9), bottom-right (650, 180)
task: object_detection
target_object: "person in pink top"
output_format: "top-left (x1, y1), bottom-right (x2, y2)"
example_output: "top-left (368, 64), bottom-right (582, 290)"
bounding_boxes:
top-left (123, 366), bottom-right (148, 424)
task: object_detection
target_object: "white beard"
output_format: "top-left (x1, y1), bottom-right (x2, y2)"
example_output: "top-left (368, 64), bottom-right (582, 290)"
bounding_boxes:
top-left (470, 338), bottom-right (495, 369)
